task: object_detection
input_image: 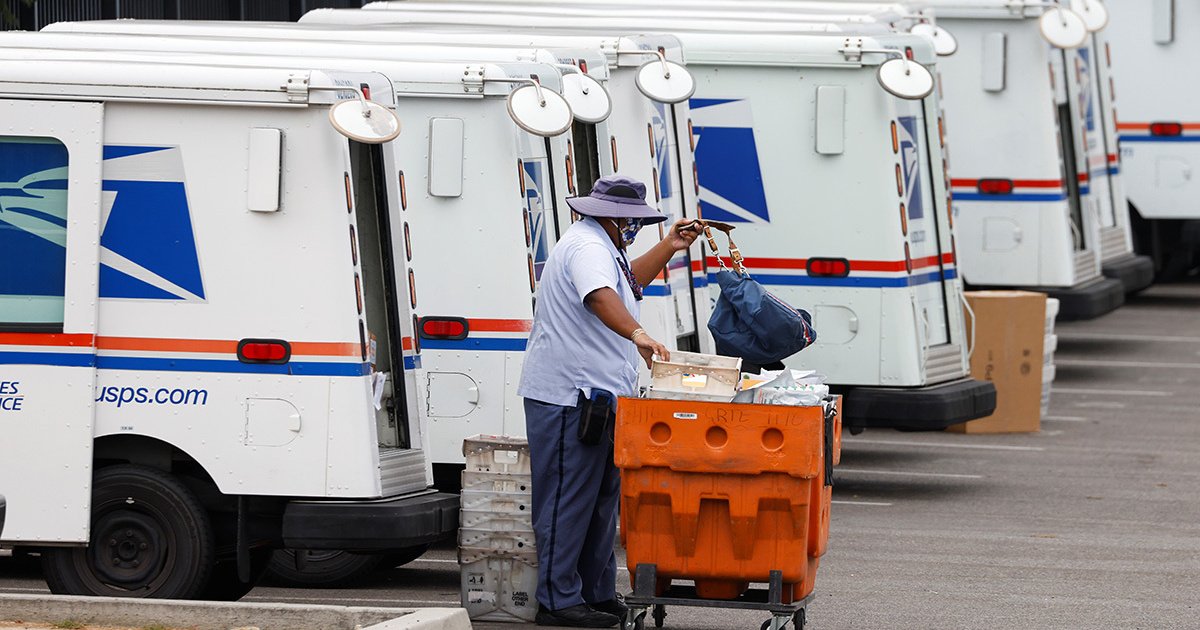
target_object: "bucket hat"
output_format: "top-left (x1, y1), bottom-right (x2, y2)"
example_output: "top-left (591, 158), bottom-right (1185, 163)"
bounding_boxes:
top-left (565, 175), bottom-right (668, 223)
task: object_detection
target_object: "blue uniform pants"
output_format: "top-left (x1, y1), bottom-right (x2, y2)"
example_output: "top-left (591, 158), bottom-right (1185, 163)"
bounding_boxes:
top-left (524, 397), bottom-right (620, 611)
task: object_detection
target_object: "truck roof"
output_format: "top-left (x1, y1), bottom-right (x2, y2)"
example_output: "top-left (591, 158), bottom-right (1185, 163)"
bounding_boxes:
top-left (300, 9), bottom-right (931, 66)
top-left (352, 1), bottom-right (902, 25)
top-left (40, 19), bottom-right (680, 69)
top-left (917, 0), bottom-right (1047, 20)
top-left (0, 46), bottom-right (562, 98)
top-left (0, 57), bottom-right (396, 105)
top-left (0, 30), bottom-right (607, 81)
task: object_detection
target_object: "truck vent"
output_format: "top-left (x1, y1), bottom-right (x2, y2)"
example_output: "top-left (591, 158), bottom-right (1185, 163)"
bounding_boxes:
top-left (1098, 226), bottom-right (1130, 263)
top-left (1073, 249), bottom-right (1100, 282)
top-left (924, 343), bottom-right (966, 385)
top-left (379, 447), bottom-right (430, 496)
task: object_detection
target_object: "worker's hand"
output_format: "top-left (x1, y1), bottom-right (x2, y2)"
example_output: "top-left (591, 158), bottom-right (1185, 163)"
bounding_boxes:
top-left (634, 332), bottom-right (670, 368)
top-left (664, 219), bottom-right (702, 252)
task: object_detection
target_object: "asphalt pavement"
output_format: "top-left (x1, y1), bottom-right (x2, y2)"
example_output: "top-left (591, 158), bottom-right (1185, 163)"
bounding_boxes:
top-left (2, 281), bottom-right (1198, 629)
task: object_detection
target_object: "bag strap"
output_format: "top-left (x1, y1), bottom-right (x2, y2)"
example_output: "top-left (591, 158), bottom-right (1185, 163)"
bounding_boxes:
top-left (698, 219), bottom-right (747, 276)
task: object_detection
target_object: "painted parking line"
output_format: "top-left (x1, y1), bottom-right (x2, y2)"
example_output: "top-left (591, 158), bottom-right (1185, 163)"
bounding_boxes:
top-left (848, 439), bottom-right (1045, 452)
top-left (831, 500), bottom-right (894, 507)
top-left (1043, 415), bottom-right (1089, 422)
top-left (245, 595), bottom-right (459, 606)
top-left (1056, 332), bottom-right (1200, 343)
top-left (834, 468), bottom-right (983, 480)
top-left (1051, 387), bottom-right (1173, 397)
top-left (1056, 359), bottom-right (1200, 370)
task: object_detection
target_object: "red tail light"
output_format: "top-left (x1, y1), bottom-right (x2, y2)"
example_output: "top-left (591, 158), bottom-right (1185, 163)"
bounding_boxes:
top-left (238, 339), bottom-right (290, 364)
top-left (565, 142), bottom-right (576, 195)
top-left (978, 179), bottom-right (1015, 195)
top-left (905, 47), bottom-right (914, 60)
top-left (1150, 122), bottom-right (1183, 137)
top-left (807, 258), bottom-right (850, 278)
top-left (419, 317), bottom-right (468, 340)
top-left (360, 83), bottom-right (372, 101)
top-left (578, 59), bottom-right (588, 74)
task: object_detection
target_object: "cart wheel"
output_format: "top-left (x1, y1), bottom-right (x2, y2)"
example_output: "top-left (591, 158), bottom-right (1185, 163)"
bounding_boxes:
top-left (625, 608), bottom-right (647, 630)
top-left (652, 604), bottom-right (666, 628)
top-left (793, 608), bottom-right (806, 630)
top-left (760, 616), bottom-right (790, 630)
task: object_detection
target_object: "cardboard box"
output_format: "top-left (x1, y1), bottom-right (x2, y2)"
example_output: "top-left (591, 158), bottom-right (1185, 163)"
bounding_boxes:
top-left (948, 291), bottom-right (1046, 434)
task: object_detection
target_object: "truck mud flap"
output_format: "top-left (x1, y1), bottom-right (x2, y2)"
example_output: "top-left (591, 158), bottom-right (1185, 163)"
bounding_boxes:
top-left (834, 378), bottom-right (997, 432)
top-left (1046, 277), bottom-right (1125, 321)
top-left (282, 491), bottom-right (458, 552)
top-left (1101, 254), bottom-right (1155, 295)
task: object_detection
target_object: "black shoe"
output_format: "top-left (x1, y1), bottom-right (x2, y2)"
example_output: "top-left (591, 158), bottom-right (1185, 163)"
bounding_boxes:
top-left (589, 595), bottom-right (629, 620)
top-left (535, 603), bottom-right (620, 628)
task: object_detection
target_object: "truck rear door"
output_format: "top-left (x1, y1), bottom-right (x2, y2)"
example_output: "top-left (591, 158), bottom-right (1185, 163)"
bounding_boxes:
top-left (0, 100), bottom-right (103, 542)
top-left (894, 101), bottom-right (952, 347)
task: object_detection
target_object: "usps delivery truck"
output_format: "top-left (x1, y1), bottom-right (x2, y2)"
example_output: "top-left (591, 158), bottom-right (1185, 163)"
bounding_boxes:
top-left (40, 21), bottom-right (715, 434)
top-left (1105, 0), bottom-right (1200, 277)
top-left (303, 6), bottom-right (999, 431)
top-left (490, 0), bottom-right (1156, 305)
top-left (0, 32), bottom-right (601, 583)
top-left (0, 50), bottom-right (601, 596)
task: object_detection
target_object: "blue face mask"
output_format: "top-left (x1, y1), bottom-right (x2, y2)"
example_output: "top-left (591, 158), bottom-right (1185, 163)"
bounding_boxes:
top-left (612, 218), bottom-right (645, 248)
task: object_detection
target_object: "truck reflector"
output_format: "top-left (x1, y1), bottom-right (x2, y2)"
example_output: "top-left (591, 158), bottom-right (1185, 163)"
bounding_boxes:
top-left (978, 179), bottom-right (1015, 195)
top-left (419, 317), bottom-right (468, 340)
top-left (399, 171), bottom-right (408, 210)
top-left (688, 119), bottom-right (696, 153)
top-left (237, 339), bottom-right (290, 364)
top-left (344, 172), bottom-right (353, 213)
top-left (806, 258), bottom-right (850, 278)
top-left (354, 273), bottom-right (363, 314)
top-left (610, 136), bottom-right (619, 171)
top-left (891, 121), bottom-right (899, 154)
top-left (1150, 122), bottom-right (1183, 137)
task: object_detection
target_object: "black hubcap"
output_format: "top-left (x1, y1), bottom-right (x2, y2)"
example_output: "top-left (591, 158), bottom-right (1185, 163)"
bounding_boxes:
top-left (90, 510), bottom-right (167, 587)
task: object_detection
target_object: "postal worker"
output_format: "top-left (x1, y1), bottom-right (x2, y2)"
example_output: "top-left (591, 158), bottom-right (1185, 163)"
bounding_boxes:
top-left (518, 175), bottom-right (700, 628)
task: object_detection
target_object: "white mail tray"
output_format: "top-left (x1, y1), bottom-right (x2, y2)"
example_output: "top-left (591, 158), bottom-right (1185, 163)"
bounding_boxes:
top-left (646, 351), bottom-right (742, 402)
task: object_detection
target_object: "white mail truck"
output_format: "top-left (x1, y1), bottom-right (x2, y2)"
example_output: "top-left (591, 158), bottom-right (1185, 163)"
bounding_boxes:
top-left (1104, 0), bottom-right (1200, 277)
top-left (914, 0), bottom-right (1140, 318)
top-left (0, 50), bottom-right (592, 596)
top-left (303, 6), bottom-right (999, 432)
top-left (41, 20), bottom-right (715, 453)
top-left (491, 0), bottom-right (1156, 309)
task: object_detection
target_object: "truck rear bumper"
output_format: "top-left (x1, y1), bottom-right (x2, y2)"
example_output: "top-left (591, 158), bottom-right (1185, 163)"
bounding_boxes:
top-left (834, 378), bottom-right (997, 432)
top-left (282, 491), bottom-right (458, 552)
top-left (1045, 277), bottom-right (1125, 321)
top-left (1102, 254), bottom-right (1155, 295)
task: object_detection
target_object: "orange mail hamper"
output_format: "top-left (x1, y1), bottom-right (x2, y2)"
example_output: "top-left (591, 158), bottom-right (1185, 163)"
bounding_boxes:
top-left (615, 396), bottom-right (840, 602)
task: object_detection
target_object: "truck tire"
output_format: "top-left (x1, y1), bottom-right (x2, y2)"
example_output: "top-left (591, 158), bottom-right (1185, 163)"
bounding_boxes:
top-left (200, 546), bottom-right (273, 601)
top-left (381, 544), bottom-right (431, 568)
top-left (264, 549), bottom-right (384, 587)
top-left (42, 465), bottom-right (215, 598)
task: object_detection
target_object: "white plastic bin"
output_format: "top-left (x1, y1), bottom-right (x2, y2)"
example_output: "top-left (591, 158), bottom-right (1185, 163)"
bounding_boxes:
top-left (647, 351), bottom-right (742, 402)
top-left (461, 489), bottom-right (532, 516)
top-left (463, 435), bottom-right (531, 474)
top-left (462, 470), bottom-right (532, 494)
top-left (461, 554), bottom-right (539, 622)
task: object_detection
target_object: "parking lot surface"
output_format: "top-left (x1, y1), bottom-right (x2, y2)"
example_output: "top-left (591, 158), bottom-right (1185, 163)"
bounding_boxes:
top-left (3, 281), bottom-right (1198, 629)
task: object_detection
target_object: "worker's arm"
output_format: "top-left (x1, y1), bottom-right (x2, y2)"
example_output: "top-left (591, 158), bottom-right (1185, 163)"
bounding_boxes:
top-left (630, 219), bottom-right (701, 287)
top-left (584, 287), bottom-right (670, 367)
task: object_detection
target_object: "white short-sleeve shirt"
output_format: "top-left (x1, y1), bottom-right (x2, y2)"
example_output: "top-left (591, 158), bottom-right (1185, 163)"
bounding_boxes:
top-left (517, 217), bottom-right (641, 406)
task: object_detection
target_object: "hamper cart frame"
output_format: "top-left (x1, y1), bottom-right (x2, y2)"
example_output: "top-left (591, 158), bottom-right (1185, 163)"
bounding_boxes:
top-left (623, 563), bottom-right (813, 630)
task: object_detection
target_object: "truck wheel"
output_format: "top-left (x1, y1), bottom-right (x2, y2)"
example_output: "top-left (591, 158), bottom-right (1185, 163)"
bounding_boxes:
top-left (199, 546), bottom-right (273, 601)
top-left (264, 549), bottom-right (384, 587)
top-left (381, 544), bottom-right (431, 568)
top-left (42, 465), bottom-right (215, 598)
